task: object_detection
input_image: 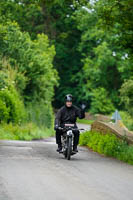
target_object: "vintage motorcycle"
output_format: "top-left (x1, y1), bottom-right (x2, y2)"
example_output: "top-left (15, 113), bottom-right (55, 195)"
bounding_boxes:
top-left (58, 124), bottom-right (84, 160)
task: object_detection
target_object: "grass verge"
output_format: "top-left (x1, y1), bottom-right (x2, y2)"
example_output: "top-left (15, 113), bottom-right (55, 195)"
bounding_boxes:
top-left (119, 111), bottom-right (133, 131)
top-left (0, 123), bottom-right (54, 141)
top-left (77, 119), bottom-right (94, 125)
top-left (79, 131), bottom-right (133, 165)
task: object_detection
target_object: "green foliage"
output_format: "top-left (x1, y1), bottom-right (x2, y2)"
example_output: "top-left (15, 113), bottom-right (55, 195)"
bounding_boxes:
top-left (0, 87), bottom-right (26, 124)
top-left (0, 58), bottom-right (28, 95)
top-left (0, 122), bottom-right (54, 141)
top-left (1, 0), bottom-right (88, 107)
top-left (80, 131), bottom-right (133, 165)
top-left (1, 0), bottom-right (132, 114)
top-left (0, 0), bottom-right (44, 39)
top-left (74, 3), bottom-right (132, 109)
top-left (120, 79), bottom-right (133, 117)
top-left (90, 88), bottom-right (115, 114)
top-left (27, 102), bottom-right (54, 129)
top-left (0, 60), bottom-right (26, 124)
top-left (96, 0), bottom-right (133, 51)
top-left (77, 118), bottom-right (94, 125)
top-left (0, 22), bottom-right (58, 103)
top-left (120, 111), bottom-right (133, 131)
top-left (79, 131), bottom-right (91, 146)
top-left (0, 0), bottom-right (132, 140)
top-left (0, 22), bottom-right (58, 133)
top-left (80, 131), bottom-right (120, 156)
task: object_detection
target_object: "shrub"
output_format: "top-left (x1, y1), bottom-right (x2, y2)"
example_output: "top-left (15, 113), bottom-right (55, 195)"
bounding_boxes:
top-left (120, 79), bottom-right (133, 117)
top-left (90, 87), bottom-right (115, 114)
top-left (26, 101), bottom-right (54, 129)
top-left (0, 71), bottom-right (8, 90)
top-left (0, 99), bottom-right (10, 122)
top-left (79, 131), bottom-right (133, 165)
top-left (0, 87), bottom-right (26, 124)
top-left (0, 58), bottom-right (27, 96)
top-left (0, 58), bottom-right (27, 124)
top-left (120, 111), bottom-right (133, 131)
top-left (0, 22), bottom-right (58, 104)
top-left (0, 122), bottom-right (54, 141)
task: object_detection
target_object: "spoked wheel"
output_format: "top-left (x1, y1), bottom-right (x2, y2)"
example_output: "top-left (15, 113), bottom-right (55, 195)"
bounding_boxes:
top-left (67, 137), bottom-right (72, 160)
top-left (64, 150), bottom-right (67, 158)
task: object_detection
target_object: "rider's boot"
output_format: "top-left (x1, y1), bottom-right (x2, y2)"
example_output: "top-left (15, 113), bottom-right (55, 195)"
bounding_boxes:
top-left (73, 145), bottom-right (78, 153)
top-left (73, 131), bottom-right (79, 153)
top-left (56, 145), bottom-right (62, 153)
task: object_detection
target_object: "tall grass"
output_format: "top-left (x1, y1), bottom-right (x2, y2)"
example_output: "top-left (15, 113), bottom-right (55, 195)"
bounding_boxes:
top-left (0, 122), bottom-right (54, 141)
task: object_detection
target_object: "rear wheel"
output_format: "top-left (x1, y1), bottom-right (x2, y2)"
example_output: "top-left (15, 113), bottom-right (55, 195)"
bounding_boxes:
top-left (67, 137), bottom-right (72, 160)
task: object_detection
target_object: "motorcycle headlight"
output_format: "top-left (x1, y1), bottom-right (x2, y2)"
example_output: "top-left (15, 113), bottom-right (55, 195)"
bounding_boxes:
top-left (67, 130), bottom-right (73, 136)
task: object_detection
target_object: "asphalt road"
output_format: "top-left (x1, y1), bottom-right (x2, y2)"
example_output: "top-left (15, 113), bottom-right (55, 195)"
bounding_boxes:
top-left (0, 124), bottom-right (133, 200)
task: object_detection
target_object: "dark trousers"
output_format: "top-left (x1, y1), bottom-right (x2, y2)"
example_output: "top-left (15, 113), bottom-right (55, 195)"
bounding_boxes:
top-left (56, 129), bottom-right (80, 147)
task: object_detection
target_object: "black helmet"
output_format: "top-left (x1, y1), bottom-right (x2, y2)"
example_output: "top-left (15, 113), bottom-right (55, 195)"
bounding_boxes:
top-left (65, 94), bottom-right (73, 102)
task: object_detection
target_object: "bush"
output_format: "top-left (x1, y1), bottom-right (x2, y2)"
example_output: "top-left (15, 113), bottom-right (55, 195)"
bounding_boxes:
top-left (0, 58), bottom-right (27, 124)
top-left (0, 22), bottom-right (58, 104)
top-left (0, 22), bottom-right (58, 141)
top-left (90, 88), bottom-right (115, 114)
top-left (120, 111), bottom-right (133, 131)
top-left (0, 87), bottom-right (26, 124)
top-left (79, 131), bottom-right (133, 165)
top-left (0, 122), bottom-right (54, 141)
top-left (0, 71), bottom-right (8, 90)
top-left (120, 79), bottom-right (133, 117)
top-left (80, 131), bottom-right (119, 156)
top-left (0, 58), bottom-right (55, 140)
top-left (26, 101), bottom-right (54, 129)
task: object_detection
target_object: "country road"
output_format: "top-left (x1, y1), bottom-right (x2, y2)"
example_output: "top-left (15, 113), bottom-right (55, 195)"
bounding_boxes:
top-left (0, 124), bottom-right (133, 200)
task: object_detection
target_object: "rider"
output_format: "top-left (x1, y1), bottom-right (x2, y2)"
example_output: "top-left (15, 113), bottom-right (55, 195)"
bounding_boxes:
top-left (54, 94), bottom-right (86, 153)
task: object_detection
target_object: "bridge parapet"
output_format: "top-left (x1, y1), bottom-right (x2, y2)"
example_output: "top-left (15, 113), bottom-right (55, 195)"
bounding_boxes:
top-left (91, 121), bottom-right (133, 144)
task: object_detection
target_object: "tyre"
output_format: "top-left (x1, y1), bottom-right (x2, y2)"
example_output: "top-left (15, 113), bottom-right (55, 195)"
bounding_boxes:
top-left (64, 150), bottom-right (67, 158)
top-left (63, 147), bottom-right (67, 158)
top-left (67, 137), bottom-right (72, 160)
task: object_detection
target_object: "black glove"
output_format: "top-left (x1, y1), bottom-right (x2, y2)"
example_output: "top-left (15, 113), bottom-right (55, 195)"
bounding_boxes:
top-left (81, 103), bottom-right (86, 111)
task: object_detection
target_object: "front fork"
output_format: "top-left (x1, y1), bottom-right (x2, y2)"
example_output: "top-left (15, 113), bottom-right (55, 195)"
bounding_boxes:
top-left (66, 130), bottom-right (73, 149)
top-left (62, 131), bottom-right (73, 150)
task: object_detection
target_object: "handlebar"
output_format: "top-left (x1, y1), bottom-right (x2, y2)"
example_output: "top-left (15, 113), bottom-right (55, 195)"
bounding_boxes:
top-left (58, 127), bottom-right (84, 131)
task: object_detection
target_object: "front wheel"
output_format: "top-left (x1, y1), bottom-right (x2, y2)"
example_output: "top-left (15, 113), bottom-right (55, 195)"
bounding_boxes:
top-left (67, 137), bottom-right (72, 160)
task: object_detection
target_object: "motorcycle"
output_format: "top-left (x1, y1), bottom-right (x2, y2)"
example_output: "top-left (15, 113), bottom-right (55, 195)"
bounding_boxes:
top-left (58, 124), bottom-right (84, 160)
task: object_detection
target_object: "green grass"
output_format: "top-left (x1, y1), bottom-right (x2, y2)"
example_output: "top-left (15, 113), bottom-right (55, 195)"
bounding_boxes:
top-left (79, 131), bottom-right (133, 165)
top-left (119, 111), bottom-right (133, 131)
top-left (77, 118), bottom-right (94, 125)
top-left (0, 122), bottom-right (54, 141)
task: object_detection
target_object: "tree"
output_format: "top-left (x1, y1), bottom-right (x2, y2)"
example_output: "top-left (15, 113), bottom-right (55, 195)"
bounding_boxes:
top-left (0, 21), bottom-right (58, 127)
top-left (0, 0), bottom-right (44, 39)
top-left (73, 2), bottom-right (133, 109)
top-left (0, 0), bottom-right (132, 114)
top-left (96, 0), bottom-right (133, 52)
top-left (0, 0), bottom-right (89, 107)
top-left (0, 21), bottom-right (58, 103)
top-left (90, 87), bottom-right (115, 114)
top-left (0, 59), bottom-right (26, 123)
top-left (120, 79), bottom-right (133, 117)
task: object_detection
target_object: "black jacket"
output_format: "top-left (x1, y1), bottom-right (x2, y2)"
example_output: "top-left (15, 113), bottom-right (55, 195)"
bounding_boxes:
top-left (55, 105), bottom-right (85, 127)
